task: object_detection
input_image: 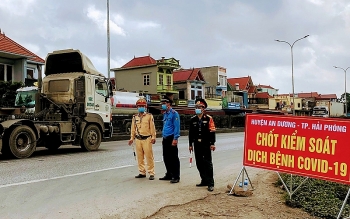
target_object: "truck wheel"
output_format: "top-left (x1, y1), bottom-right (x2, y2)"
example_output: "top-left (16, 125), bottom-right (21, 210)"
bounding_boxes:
top-left (125, 122), bottom-right (132, 134)
top-left (8, 125), bottom-right (36, 158)
top-left (80, 124), bottom-right (101, 151)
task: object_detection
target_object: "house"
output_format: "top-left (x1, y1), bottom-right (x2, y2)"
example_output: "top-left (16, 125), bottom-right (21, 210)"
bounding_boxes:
top-left (0, 30), bottom-right (45, 85)
top-left (315, 94), bottom-right (337, 102)
top-left (173, 68), bottom-right (205, 106)
top-left (200, 66), bottom-right (227, 98)
top-left (269, 93), bottom-right (300, 111)
top-left (111, 55), bottom-right (180, 104)
top-left (227, 76), bottom-right (256, 108)
top-left (256, 84), bottom-right (278, 96)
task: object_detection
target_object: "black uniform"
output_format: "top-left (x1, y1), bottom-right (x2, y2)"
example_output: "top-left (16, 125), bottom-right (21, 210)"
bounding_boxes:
top-left (189, 114), bottom-right (216, 187)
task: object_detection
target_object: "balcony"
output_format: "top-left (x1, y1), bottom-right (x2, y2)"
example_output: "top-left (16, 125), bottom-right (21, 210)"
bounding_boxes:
top-left (156, 84), bottom-right (178, 94)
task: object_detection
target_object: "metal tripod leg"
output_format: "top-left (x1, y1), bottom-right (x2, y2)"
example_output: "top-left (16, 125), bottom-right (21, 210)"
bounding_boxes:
top-left (228, 166), bottom-right (254, 195)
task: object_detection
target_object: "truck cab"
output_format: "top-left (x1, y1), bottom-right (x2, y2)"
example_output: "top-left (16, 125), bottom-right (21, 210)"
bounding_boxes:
top-left (312, 106), bottom-right (329, 117)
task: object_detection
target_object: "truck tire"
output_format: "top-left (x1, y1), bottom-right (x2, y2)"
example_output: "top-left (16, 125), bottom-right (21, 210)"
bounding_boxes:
top-left (80, 124), bottom-right (101, 151)
top-left (8, 125), bottom-right (36, 158)
top-left (125, 122), bottom-right (132, 134)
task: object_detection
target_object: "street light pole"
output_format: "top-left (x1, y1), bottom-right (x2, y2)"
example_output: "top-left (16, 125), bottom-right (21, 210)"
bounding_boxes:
top-left (107, 0), bottom-right (110, 79)
top-left (275, 35), bottom-right (309, 116)
top-left (333, 66), bottom-right (350, 116)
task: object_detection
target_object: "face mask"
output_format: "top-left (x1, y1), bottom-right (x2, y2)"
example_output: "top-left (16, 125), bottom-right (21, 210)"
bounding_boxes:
top-left (195, 109), bottom-right (202, 115)
top-left (138, 107), bottom-right (145, 113)
top-left (161, 104), bottom-right (167, 110)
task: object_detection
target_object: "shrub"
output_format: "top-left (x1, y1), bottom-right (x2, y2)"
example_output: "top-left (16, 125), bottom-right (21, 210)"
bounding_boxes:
top-left (277, 174), bottom-right (350, 219)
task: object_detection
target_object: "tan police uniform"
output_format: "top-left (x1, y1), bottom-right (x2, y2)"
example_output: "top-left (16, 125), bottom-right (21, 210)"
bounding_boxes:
top-left (130, 99), bottom-right (156, 177)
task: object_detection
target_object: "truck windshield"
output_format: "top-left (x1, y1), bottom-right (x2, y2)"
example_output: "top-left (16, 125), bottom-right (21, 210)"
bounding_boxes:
top-left (313, 109), bottom-right (327, 115)
top-left (15, 90), bottom-right (36, 107)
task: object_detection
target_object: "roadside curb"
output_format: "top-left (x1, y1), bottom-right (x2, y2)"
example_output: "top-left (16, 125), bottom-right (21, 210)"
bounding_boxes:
top-left (103, 127), bottom-right (245, 142)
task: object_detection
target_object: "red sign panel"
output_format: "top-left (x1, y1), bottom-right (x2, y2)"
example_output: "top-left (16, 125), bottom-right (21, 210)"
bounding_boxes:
top-left (243, 114), bottom-right (350, 185)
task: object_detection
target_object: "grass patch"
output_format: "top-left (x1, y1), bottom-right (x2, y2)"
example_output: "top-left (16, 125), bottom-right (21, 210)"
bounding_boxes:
top-left (276, 174), bottom-right (350, 219)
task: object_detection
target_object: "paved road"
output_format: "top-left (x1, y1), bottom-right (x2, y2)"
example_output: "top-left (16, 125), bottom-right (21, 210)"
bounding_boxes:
top-left (0, 132), bottom-right (245, 219)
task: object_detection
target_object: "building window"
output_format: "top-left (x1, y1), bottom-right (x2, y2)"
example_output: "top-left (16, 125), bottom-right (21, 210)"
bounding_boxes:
top-left (197, 90), bottom-right (202, 98)
top-left (0, 64), bottom-right (14, 81)
top-left (179, 90), bottom-right (185, 99)
top-left (27, 69), bottom-right (34, 79)
top-left (0, 64), bottom-right (4, 81)
top-left (7, 65), bottom-right (12, 81)
top-left (191, 90), bottom-right (195, 100)
top-left (166, 75), bottom-right (171, 85)
top-left (143, 74), bottom-right (150, 85)
top-left (158, 74), bottom-right (163, 85)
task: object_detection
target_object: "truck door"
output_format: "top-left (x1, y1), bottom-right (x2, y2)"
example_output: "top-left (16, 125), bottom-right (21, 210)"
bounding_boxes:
top-left (94, 78), bottom-right (111, 123)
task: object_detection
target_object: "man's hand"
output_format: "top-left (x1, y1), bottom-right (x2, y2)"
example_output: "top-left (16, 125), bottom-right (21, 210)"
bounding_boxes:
top-left (189, 146), bottom-right (193, 152)
top-left (151, 139), bottom-right (156, 144)
top-left (210, 145), bottom-right (216, 151)
top-left (128, 139), bottom-right (133, 146)
top-left (172, 139), bottom-right (178, 146)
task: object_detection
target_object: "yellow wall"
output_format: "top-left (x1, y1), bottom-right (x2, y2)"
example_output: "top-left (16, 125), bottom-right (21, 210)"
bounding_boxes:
top-left (206, 99), bottom-right (222, 109)
top-left (269, 96), bottom-right (303, 111)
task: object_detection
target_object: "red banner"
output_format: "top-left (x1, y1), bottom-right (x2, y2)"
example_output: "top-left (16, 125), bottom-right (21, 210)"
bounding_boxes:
top-left (243, 114), bottom-right (350, 184)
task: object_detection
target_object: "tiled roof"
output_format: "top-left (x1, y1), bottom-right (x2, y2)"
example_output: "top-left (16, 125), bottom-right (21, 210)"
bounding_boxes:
top-left (248, 85), bottom-right (256, 93)
top-left (256, 84), bottom-right (275, 89)
top-left (316, 94), bottom-right (337, 99)
top-left (227, 76), bottom-right (251, 91)
top-left (297, 92), bottom-right (319, 98)
top-left (121, 55), bottom-right (156, 68)
top-left (173, 68), bottom-right (204, 82)
top-left (0, 32), bottom-right (44, 63)
top-left (255, 92), bottom-right (272, 98)
top-left (274, 94), bottom-right (293, 97)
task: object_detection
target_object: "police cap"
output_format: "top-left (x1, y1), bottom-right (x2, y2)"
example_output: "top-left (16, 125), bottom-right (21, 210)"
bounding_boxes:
top-left (195, 98), bottom-right (207, 108)
top-left (161, 95), bottom-right (173, 104)
top-left (136, 97), bottom-right (147, 106)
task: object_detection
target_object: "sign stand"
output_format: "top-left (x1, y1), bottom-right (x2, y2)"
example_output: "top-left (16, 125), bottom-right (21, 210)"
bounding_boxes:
top-left (276, 173), bottom-right (309, 199)
top-left (228, 166), bottom-right (254, 195)
top-left (337, 187), bottom-right (350, 219)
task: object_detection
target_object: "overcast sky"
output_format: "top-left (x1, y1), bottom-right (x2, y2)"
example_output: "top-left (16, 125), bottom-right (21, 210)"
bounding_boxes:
top-left (1, 0), bottom-right (350, 97)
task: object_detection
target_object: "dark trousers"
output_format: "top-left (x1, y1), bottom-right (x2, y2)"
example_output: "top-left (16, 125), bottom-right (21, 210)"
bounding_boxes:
top-left (194, 142), bottom-right (214, 186)
top-left (162, 135), bottom-right (180, 180)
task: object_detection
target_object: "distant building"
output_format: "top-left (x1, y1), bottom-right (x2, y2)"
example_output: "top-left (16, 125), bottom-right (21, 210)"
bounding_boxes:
top-left (173, 68), bottom-right (205, 106)
top-left (256, 84), bottom-right (278, 96)
top-left (0, 30), bottom-right (45, 85)
top-left (200, 66), bottom-right (227, 98)
top-left (111, 55), bottom-right (180, 104)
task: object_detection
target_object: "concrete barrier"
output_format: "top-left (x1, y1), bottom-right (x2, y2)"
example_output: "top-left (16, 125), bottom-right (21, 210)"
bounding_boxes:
top-left (103, 127), bottom-right (245, 142)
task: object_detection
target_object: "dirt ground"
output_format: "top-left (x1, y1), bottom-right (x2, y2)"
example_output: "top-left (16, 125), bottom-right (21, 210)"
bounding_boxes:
top-left (146, 170), bottom-right (319, 219)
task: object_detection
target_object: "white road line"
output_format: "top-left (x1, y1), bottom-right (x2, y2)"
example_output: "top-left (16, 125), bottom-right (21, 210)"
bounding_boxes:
top-left (0, 156), bottom-right (191, 189)
top-left (0, 164), bottom-right (134, 189)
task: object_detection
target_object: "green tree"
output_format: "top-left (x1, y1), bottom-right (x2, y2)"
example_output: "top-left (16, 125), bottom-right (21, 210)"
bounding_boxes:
top-left (340, 92), bottom-right (350, 114)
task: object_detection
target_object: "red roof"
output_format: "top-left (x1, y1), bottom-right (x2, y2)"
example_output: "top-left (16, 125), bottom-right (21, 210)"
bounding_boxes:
top-left (316, 94), bottom-right (337, 99)
top-left (256, 84), bottom-right (275, 89)
top-left (255, 92), bottom-right (272, 98)
top-left (248, 85), bottom-right (256, 93)
top-left (173, 68), bottom-right (204, 82)
top-left (227, 76), bottom-right (252, 91)
top-left (0, 32), bottom-right (44, 63)
top-left (121, 55), bottom-right (156, 68)
top-left (297, 92), bottom-right (319, 98)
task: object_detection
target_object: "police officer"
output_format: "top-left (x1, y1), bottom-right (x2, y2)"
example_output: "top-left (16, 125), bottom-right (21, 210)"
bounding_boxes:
top-left (189, 98), bottom-right (216, 192)
top-left (159, 95), bottom-right (181, 183)
top-left (128, 97), bottom-right (157, 180)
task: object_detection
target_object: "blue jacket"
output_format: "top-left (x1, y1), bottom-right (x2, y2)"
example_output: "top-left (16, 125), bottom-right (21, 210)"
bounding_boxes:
top-left (162, 108), bottom-right (180, 140)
